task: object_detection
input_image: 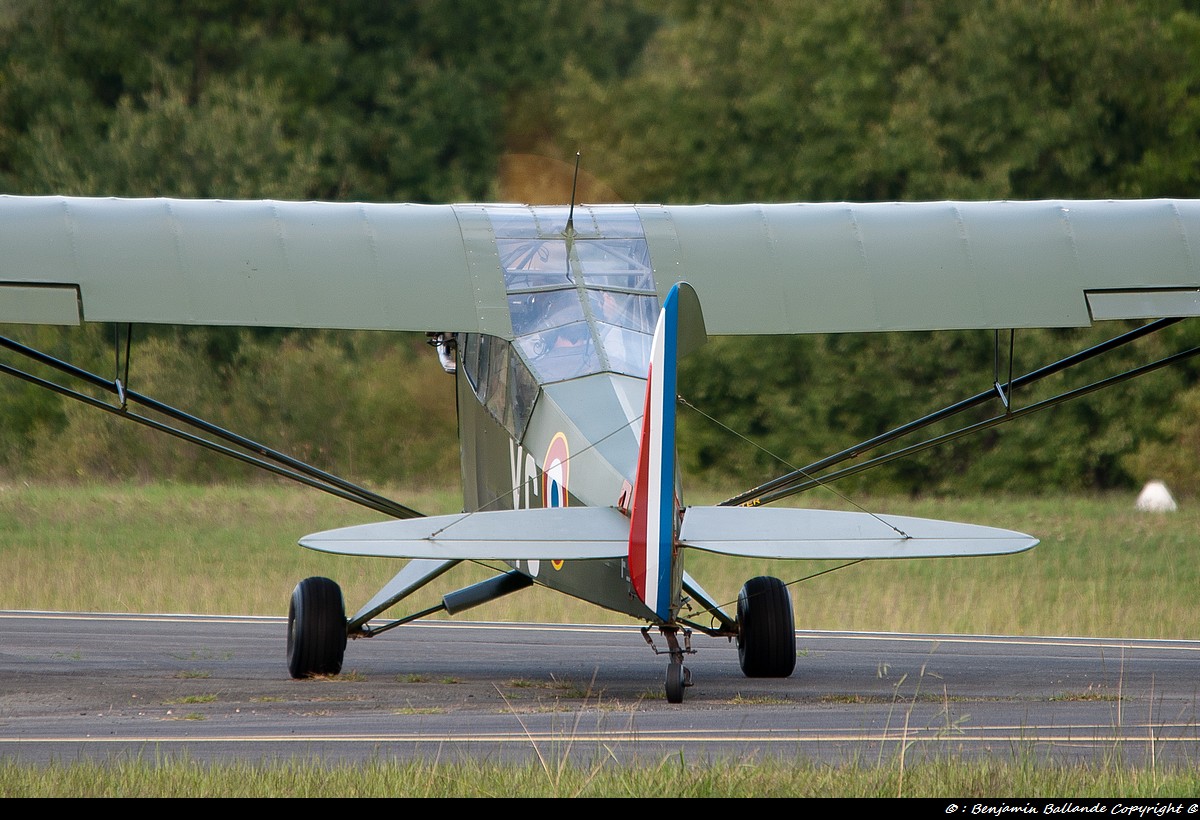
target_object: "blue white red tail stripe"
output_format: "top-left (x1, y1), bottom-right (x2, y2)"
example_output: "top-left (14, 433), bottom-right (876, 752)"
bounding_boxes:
top-left (628, 284), bottom-right (680, 621)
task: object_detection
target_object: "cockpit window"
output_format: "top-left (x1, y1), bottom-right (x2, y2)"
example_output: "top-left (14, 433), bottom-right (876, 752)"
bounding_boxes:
top-left (590, 208), bottom-right (646, 238)
top-left (594, 323), bottom-right (653, 377)
top-left (498, 238), bottom-right (573, 291)
top-left (515, 320), bottom-right (603, 383)
top-left (486, 205), bottom-right (660, 389)
top-left (574, 239), bottom-right (654, 291)
top-left (508, 288), bottom-right (585, 337)
top-left (587, 290), bottom-right (658, 333)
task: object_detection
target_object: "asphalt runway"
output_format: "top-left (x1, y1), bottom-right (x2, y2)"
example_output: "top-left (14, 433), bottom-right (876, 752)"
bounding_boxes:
top-left (1, 610), bottom-right (1198, 766)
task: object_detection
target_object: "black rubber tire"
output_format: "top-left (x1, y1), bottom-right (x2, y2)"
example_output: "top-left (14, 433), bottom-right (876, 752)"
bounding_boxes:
top-left (287, 576), bottom-right (347, 678)
top-left (665, 662), bottom-right (685, 704)
top-left (736, 576), bottom-right (796, 678)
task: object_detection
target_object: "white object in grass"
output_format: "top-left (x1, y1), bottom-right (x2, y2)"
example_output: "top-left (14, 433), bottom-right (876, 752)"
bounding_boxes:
top-left (1135, 480), bottom-right (1177, 512)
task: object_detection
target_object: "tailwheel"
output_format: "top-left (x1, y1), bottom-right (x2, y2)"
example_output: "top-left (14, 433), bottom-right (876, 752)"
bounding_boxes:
top-left (665, 660), bottom-right (692, 704)
top-left (287, 576), bottom-right (347, 678)
top-left (643, 625), bottom-right (695, 703)
top-left (736, 575), bottom-right (796, 678)
top-left (661, 626), bottom-right (693, 703)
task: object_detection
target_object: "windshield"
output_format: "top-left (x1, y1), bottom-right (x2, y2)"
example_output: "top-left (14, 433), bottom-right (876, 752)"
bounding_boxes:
top-left (489, 205), bottom-right (659, 384)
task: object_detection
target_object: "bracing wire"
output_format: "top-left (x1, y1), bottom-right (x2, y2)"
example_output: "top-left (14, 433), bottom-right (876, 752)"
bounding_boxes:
top-left (676, 395), bottom-right (910, 538)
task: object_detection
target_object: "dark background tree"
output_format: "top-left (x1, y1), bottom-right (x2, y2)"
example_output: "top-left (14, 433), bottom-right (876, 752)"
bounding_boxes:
top-left (554, 0), bottom-right (1200, 495)
top-left (3, 0), bottom-right (1199, 495)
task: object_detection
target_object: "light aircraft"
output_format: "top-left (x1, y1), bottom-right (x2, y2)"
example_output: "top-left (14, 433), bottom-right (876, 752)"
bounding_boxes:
top-left (3, 195), bottom-right (1200, 702)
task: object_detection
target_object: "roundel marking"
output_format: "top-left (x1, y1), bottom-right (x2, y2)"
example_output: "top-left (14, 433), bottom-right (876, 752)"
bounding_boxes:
top-left (543, 432), bottom-right (569, 509)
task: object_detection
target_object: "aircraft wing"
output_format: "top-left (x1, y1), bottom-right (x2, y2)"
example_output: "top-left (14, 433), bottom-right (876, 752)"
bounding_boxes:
top-left (0, 197), bottom-right (512, 335)
top-left (678, 506), bottom-right (1037, 559)
top-left (3, 196), bottom-right (1200, 335)
top-left (642, 200), bottom-right (1200, 333)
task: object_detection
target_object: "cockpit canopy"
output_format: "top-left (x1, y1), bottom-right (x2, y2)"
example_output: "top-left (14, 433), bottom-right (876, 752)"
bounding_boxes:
top-left (461, 205), bottom-right (660, 439)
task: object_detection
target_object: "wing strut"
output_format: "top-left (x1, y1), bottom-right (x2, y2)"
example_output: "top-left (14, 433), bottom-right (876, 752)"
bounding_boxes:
top-left (0, 333), bottom-right (423, 520)
top-left (722, 318), bottom-right (1195, 508)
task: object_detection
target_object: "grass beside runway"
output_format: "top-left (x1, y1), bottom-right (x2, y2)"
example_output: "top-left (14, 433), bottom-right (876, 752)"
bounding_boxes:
top-left (1, 756), bottom-right (1199, 797)
top-left (1, 482), bottom-right (1197, 640)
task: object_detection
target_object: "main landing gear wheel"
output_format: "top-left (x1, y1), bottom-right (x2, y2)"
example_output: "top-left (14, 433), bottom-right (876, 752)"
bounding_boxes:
top-left (287, 576), bottom-right (347, 678)
top-left (736, 575), bottom-right (796, 678)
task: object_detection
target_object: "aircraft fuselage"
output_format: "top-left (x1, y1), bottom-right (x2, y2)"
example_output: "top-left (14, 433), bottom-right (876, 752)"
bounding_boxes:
top-left (456, 349), bottom-right (663, 622)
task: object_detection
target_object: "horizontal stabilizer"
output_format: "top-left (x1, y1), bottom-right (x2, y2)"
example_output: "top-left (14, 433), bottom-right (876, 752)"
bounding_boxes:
top-left (300, 507), bottom-right (630, 560)
top-left (678, 507), bottom-right (1037, 559)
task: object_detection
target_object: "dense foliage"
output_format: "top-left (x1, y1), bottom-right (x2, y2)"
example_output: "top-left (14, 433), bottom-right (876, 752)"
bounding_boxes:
top-left (3, 1), bottom-right (1200, 495)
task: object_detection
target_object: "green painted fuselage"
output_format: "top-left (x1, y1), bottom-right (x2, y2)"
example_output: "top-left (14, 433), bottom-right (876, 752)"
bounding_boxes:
top-left (453, 206), bottom-right (668, 622)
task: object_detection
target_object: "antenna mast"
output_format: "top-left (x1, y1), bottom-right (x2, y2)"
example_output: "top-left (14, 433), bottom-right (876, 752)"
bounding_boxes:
top-left (565, 151), bottom-right (581, 235)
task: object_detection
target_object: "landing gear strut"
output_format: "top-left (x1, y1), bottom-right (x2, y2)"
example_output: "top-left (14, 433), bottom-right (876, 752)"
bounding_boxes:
top-left (642, 625), bottom-right (694, 703)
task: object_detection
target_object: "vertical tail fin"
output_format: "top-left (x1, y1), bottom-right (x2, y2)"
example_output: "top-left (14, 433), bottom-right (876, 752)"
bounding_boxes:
top-left (628, 284), bottom-right (685, 621)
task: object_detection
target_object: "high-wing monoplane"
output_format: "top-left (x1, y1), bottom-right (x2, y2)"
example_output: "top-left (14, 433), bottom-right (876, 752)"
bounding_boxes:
top-left (3, 196), bottom-right (1199, 702)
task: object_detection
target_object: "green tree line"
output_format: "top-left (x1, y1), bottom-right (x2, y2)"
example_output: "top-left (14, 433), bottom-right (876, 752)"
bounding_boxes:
top-left (2, 1), bottom-right (1200, 495)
